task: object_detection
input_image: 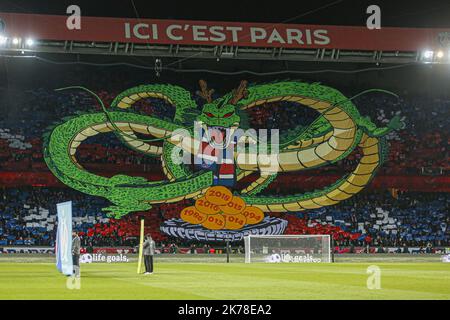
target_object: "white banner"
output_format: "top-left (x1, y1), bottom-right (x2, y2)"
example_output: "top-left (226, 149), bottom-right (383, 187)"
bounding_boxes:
top-left (56, 201), bottom-right (73, 276)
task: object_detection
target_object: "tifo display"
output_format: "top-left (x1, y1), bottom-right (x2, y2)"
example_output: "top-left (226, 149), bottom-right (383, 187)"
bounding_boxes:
top-left (181, 186), bottom-right (264, 230)
top-left (43, 80), bottom-right (403, 241)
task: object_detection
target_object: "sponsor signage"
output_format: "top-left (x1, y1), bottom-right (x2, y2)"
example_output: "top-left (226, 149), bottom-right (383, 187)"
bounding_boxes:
top-left (80, 253), bottom-right (129, 263)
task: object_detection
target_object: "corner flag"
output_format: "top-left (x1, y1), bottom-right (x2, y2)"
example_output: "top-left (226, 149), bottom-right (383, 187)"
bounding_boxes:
top-left (137, 218), bottom-right (145, 274)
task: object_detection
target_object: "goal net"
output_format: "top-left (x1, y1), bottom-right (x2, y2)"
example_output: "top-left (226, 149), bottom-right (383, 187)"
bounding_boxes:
top-left (244, 235), bottom-right (331, 263)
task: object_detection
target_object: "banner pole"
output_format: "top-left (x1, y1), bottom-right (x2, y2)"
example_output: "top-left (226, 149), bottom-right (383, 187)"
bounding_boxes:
top-left (137, 218), bottom-right (145, 274)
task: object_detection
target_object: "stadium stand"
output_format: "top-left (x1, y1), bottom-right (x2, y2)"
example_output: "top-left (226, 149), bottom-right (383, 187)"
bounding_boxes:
top-left (0, 187), bottom-right (448, 250)
top-left (0, 71), bottom-right (448, 252)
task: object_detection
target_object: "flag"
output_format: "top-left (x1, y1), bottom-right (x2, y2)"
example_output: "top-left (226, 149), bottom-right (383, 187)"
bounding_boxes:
top-left (56, 201), bottom-right (73, 276)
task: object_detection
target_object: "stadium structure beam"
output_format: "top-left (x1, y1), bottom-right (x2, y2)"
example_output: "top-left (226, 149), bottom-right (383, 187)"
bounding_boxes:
top-left (0, 40), bottom-right (433, 64)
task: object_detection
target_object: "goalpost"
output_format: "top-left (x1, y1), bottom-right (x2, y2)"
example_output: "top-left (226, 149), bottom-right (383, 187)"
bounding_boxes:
top-left (244, 235), bottom-right (332, 263)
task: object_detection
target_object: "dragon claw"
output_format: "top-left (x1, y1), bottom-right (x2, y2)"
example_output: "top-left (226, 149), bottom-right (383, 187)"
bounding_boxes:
top-left (102, 202), bottom-right (153, 218)
top-left (388, 115), bottom-right (406, 130)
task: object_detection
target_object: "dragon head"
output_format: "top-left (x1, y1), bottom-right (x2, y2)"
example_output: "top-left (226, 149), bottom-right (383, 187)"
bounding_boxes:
top-left (196, 80), bottom-right (247, 130)
top-left (197, 100), bottom-right (240, 128)
top-left (195, 80), bottom-right (249, 148)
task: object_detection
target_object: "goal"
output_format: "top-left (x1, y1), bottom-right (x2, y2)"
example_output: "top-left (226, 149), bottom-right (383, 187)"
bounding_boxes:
top-left (244, 235), bottom-right (331, 263)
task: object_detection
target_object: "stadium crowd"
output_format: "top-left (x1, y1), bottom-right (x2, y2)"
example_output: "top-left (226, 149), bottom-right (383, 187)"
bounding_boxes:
top-left (0, 187), bottom-right (448, 251)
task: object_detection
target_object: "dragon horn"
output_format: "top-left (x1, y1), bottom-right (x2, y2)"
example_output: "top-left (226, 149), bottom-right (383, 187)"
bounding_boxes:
top-left (230, 80), bottom-right (249, 105)
top-left (197, 79), bottom-right (214, 103)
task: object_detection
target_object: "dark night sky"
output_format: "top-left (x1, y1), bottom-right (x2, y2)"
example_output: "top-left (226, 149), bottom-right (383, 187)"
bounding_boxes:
top-left (0, 0), bottom-right (450, 28)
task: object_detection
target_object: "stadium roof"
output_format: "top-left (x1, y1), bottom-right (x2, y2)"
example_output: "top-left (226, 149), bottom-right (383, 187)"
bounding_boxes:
top-left (1, 0), bottom-right (450, 28)
top-left (1, 0), bottom-right (450, 75)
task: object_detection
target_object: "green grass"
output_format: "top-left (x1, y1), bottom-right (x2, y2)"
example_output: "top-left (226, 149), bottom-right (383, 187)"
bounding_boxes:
top-left (0, 259), bottom-right (449, 299)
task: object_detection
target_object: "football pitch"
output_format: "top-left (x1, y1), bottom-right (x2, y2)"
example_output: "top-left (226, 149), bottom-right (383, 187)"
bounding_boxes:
top-left (0, 256), bottom-right (449, 300)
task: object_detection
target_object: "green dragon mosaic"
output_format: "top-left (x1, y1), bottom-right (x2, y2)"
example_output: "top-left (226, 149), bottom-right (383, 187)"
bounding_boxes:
top-left (43, 80), bottom-right (404, 218)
